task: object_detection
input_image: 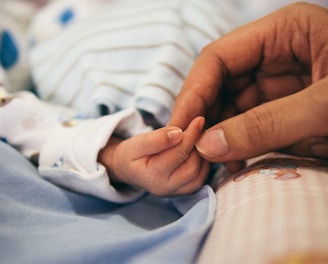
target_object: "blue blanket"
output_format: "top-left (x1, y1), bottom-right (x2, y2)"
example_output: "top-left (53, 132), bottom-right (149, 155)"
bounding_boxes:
top-left (0, 142), bottom-right (215, 264)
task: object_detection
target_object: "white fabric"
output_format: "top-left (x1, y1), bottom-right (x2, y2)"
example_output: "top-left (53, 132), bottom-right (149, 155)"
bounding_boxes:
top-left (39, 109), bottom-right (150, 203)
top-left (0, 83), bottom-right (150, 202)
top-left (0, 86), bottom-right (75, 157)
top-left (28, 0), bottom-right (238, 125)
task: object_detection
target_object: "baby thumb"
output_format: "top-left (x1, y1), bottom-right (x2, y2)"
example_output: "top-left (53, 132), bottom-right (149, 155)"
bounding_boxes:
top-left (196, 83), bottom-right (328, 162)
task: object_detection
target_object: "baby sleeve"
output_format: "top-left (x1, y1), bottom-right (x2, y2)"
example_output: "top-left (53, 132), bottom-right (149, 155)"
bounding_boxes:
top-left (38, 109), bottom-right (150, 203)
top-left (0, 86), bottom-right (75, 157)
top-left (0, 84), bottom-right (149, 203)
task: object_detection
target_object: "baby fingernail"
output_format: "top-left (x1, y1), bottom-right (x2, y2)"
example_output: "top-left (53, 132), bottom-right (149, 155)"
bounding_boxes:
top-left (196, 128), bottom-right (229, 157)
top-left (167, 128), bottom-right (182, 140)
top-left (310, 144), bottom-right (328, 158)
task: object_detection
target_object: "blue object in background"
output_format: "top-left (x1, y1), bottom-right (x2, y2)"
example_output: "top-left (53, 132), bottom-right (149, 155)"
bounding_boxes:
top-left (0, 30), bottom-right (19, 70)
top-left (58, 8), bottom-right (75, 25)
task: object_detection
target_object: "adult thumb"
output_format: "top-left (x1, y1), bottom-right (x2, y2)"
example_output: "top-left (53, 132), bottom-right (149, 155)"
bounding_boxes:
top-left (196, 79), bottom-right (328, 162)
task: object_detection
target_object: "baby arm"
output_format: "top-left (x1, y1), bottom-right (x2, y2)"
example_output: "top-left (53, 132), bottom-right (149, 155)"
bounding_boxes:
top-left (98, 117), bottom-right (210, 196)
top-left (0, 86), bottom-right (147, 203)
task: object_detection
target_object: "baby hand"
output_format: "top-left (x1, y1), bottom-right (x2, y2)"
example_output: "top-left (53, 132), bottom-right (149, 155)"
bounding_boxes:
top-left (98, 117), bottom-right (209, 196)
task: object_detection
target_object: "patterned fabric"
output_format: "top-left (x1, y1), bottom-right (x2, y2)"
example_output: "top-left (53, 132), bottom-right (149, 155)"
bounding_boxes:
top-left (0, 0), bottom-right (37, 91)
top-left (198, 153), bottom-right (328, 263)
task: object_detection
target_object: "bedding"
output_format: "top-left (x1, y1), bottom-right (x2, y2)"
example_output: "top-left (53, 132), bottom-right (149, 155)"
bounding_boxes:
top-left (199, 154), bottom-right (328, 263)
top-left (0, 141), bottom-right (215, 264)
top-left (1, 1), bottom-right (328, 264)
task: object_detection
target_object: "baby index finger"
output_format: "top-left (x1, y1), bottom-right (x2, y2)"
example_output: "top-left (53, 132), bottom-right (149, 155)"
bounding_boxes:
top-left (150, 116), bottom-right (205, 174)
top-left (125, 126), bottom-right (183, 159)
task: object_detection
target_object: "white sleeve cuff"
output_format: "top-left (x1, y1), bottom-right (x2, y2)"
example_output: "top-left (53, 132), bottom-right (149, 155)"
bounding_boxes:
top-left (39, 109), bottom-right (152, 203)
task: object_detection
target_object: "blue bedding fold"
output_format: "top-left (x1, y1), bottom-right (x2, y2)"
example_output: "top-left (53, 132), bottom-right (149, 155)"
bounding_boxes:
top-left (0, 142), bottom-right (215, 264)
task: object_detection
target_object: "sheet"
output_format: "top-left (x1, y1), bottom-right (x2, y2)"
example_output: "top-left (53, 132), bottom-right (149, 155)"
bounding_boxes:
top-left (0, 142), bottom-right (215, 264)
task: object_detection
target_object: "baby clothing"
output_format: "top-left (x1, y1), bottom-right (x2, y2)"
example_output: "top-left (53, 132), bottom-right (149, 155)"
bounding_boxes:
top-left (28, 0), bottom-right (238, 125)
top-left (0, 0), bottom-right (237, 202)
top-left (0, 82), bottom-right (151, 202)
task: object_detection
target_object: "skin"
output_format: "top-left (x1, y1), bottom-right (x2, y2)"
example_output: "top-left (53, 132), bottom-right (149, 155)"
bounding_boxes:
top-left (98, 116), bottom-right (209, 197)
top-left (168, 3), bottom-right (328, 172)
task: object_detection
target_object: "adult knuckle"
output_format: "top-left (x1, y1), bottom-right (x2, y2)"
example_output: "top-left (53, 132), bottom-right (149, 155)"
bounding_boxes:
top-left (243, 107), bottom-right (279, 150)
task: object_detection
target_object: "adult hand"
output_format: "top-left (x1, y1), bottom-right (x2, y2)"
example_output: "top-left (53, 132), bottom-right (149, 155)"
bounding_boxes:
top-left (168, 3), bottom-right (328, 172)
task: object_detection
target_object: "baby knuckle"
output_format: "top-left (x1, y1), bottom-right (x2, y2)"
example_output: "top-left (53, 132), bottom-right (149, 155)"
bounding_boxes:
top-left (183, 159), bottom-right (201, 179)
top-left (187, 166), bottom-right (201, 181)
top-left (177, 149), bottom-right (191, 162)
top-left (150, 180), bottom-right (176, 197)
top-left (150, 184), bottom-right (170, 197)
top-left (192, 178), bottom-right (204, 191)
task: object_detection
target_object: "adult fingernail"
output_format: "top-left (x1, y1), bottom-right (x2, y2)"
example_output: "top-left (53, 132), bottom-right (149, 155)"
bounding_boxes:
top-left (167, 128), bottom-right (182, 140)
top-left (310, 144), bottom-right (328, 158)
top-left (196, 128), bottom-right (229, 157)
